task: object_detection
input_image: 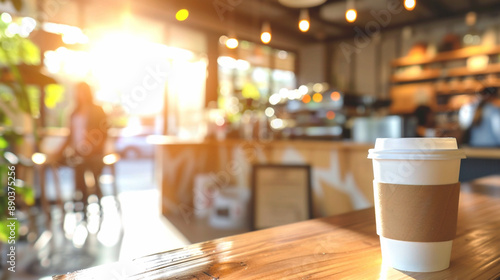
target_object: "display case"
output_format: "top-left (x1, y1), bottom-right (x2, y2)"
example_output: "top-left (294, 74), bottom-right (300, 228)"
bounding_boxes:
top-left (270, 85), bottom-right (345, 140)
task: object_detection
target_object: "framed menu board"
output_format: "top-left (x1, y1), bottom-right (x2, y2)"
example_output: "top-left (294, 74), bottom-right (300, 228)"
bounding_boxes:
top-left (251, 164), bottom-right (312, 230)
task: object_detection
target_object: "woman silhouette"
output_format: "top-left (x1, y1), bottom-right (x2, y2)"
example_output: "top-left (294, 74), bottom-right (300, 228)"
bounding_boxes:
top-left (54, 82), bottom-right (108, 209)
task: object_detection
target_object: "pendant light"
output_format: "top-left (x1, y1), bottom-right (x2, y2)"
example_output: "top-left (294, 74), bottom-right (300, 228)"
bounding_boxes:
top-left (298, 9), bottom-right (310, 32)
top-left (345, 0), bottom-right (357, 23)
top-left (261, 21), bottom-right (271, 44)
top-left (226, 36), bottom-right (239, 49)
top-left (226, 30), bottom-right (238, 49)
top-left (404, 0), bottom-right (416, 11)
top-left (225, 9), bottom-right (238, 49)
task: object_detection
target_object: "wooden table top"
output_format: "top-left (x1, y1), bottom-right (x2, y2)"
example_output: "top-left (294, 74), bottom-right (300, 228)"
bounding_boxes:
top-left (54, 179), bottom-right (500, 279)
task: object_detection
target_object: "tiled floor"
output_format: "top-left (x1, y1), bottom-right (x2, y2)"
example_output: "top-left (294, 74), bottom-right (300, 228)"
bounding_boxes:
top-left (8, 158), bottom-right (189, 280)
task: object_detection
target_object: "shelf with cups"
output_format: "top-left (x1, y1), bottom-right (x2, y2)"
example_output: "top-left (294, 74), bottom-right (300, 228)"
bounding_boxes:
top-left (391, 45), bottom-right (500, 67)
top-left (390, 63), bottom-right (500, 84)
top-left (389, 44), bottom-right (500, 115)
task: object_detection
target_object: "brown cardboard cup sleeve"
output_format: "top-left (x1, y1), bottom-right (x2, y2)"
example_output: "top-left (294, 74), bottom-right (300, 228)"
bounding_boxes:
top-left (374, 182), bottom-right (460, 242)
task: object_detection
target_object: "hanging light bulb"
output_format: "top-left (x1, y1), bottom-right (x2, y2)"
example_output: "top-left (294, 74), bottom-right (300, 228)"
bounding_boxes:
top-left (345, 9), bottom-right (357, 22)
top-left (261, 21), bottom-right (271, 44)
top-left (226, 37), bottom-right (238, 49)
top-left (404, 0), bottom-right (416, 11)
top-left (226, 32), bottom-right (239, 49)
top-left (298, 9), bottom-right (310, 32)
top-left (345, 0), bottom-right (357, 23)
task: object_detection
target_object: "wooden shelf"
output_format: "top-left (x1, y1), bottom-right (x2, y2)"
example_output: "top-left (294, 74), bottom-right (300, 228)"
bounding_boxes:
top-left (391, 45), bottom-right (500, 67)
top-left (447, 63), bottom-right (500, 77)
top-left (391, 63), bottom-right (500, 84)
top-left (390, 44), bottom-right (500, 114)
top-left (391, 69), bottom-right (441, 83)
top-left (435, 90), bottom-right (475, 96)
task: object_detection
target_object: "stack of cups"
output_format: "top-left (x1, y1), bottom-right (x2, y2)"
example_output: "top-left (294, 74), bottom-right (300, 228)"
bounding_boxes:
top-left (368, 138), bottom-right (466, 272)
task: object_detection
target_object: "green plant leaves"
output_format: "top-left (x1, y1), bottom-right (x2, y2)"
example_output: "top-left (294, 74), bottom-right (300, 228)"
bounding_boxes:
top-left (26, 85), bottom-right (39, 118)
top-left (0, 220), bottom-right (19, 243)
top-left (0, 182), bottom-right (34, 243)
top-left (0, 137), bottom-right (7, 149)
top-left (45, 84), bottom-right (65, 109)
top-left (15, 184), bottom-right (35, 206)
top-left (18, 39), bottom-right (40, 65)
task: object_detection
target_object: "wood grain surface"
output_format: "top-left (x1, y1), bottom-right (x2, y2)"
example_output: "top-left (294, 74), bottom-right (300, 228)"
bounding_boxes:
top-left (54, 181), bottom-right (500, 280)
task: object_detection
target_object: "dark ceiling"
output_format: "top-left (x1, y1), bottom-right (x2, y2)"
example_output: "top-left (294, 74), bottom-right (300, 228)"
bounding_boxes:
top-left (139, 0), bottom-right (500, 48)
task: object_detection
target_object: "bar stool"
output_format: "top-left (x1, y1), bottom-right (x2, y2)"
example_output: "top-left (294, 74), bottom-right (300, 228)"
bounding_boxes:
top-left (101, 152), bottom-right (121, 207)
top-left (32, 152), bottom-right (65, 229)
top-left (35, 152), bottom-right (121, 228)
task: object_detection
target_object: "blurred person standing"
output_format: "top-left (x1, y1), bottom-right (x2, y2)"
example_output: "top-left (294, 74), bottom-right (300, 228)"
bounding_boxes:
top-left (52, 82), bottom-right (109, 209)
top-left (459, 86), bottom-right (500, 147)
top-left (413, 105), bottom-right (436, 137)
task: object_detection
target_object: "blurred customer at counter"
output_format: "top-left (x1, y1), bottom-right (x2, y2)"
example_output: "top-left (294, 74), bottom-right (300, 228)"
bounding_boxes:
top-left (413, 105), bottom-right (437, 137)
top-left (50, 82), bottom-right (108, 209)
top-left (459, 86), bottom-right (500, 147)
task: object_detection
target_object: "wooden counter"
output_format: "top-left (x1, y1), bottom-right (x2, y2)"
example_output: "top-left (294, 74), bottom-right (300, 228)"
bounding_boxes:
top-left (460, 147), bottom-right (500, 182)
top-left (54, 178), bottom-right (500, 279)
top-left (149, 137), bottom-right (375, 218)
top-left (149, 137), bottom-right (499, 241)
top-left (462, 147), bottom-right (500, 159)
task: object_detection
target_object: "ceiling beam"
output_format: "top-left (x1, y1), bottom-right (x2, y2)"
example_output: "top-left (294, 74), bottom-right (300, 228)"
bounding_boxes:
top-left (324, 1), bottom-right (500, 42)
top-left (418, 0), bottom-right (450, 18)
top-left (134, 0), bottom-right (309, 51)
top-left (467, 0), bottom-right (480, 11)
top-left (265, 0), bottom-right (352, 41)
top-left (86, 0), bottom-right (500, 45)
top-left (235, 0), bottom-right (319, 42)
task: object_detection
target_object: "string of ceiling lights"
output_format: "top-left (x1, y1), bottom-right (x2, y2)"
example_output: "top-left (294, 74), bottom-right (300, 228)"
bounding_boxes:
top-left (221, 0), bottom-right (417, 49)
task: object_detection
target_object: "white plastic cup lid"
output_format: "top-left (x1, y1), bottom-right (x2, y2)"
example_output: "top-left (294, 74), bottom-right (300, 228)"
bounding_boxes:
top-left (368, 138), bottom-right (466, 160)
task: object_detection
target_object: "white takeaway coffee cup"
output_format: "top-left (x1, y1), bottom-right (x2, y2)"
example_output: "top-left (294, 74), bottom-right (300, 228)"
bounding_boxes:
top-left (368, 138), bottom-right (466, 272)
